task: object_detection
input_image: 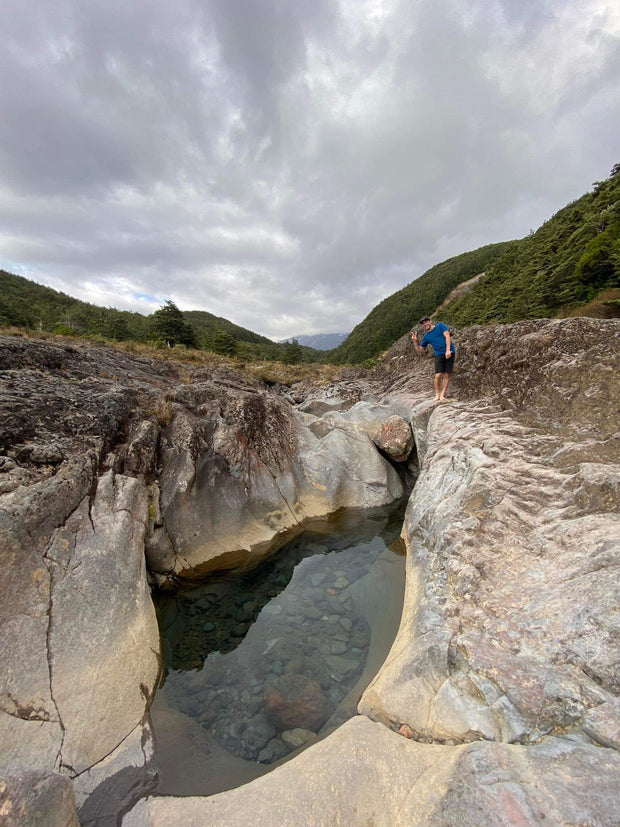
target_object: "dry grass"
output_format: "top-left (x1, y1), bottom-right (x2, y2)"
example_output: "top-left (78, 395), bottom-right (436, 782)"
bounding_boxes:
top-left (242, 361), bottom-right (343, 386)
top-left (0, 327), bottom-right (341, 385)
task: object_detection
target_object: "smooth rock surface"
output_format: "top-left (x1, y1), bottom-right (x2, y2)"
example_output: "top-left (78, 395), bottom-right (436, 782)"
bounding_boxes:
top-left (123, 717), bottom-right (620, 826)
top-left (157, 387), bottom-right (403, 580)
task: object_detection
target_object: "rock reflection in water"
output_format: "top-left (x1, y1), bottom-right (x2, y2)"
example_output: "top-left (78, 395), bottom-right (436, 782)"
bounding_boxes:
top-left (154, 503), bottom-right (406, 772)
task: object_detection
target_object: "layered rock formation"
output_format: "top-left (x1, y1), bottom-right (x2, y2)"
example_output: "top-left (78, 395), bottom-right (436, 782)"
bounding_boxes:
top-left (0, 336), bottom-right (403, 824)
top-left (1, 317), bottom-right (618, 825)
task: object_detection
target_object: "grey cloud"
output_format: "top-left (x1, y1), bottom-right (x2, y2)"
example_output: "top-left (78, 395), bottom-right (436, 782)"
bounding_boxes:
top-left (0, 0), bottom-right (618, 339)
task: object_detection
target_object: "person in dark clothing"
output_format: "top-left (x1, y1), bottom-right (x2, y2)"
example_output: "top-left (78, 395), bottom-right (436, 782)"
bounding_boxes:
top-left (411, 316), bottom-right (456, 401)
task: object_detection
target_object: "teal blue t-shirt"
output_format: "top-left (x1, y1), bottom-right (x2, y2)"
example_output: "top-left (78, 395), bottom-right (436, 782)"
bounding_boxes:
top-left (420, 322), bottom-right (455, 356)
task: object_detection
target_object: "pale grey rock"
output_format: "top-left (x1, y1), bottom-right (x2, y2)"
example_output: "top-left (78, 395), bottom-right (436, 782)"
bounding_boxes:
top-left (297, 396), bottom-right (350, 415)
top-left (0, 466), bottom-right (160, 825)
top-left (360, 397), bottom-right (620, 748)
top-left (318, 400), bottom-right (397, 436)
top-left (75, 719), bottom-right (158, 826)
top-left (156, 394), bottom-right (403, 580)
top-left (582, 697), bottom-right (620, 751)
top-left (296, 418), bottom-right (403, 514)
top-left (46, 472), bottom-right (160, 776)
top-left (0, 718), bottom-right (63, 776)
top-left (294, 380), bottom-right (369, 415)
top-left (121, 419), bottom-right (159, 479)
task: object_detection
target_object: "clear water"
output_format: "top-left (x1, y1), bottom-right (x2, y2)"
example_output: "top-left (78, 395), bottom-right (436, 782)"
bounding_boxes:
top-left (153, 502), bottom-right (406, 784)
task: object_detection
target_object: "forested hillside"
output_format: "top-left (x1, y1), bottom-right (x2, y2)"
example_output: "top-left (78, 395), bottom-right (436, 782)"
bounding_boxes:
top-left (328, 242), bottom-right (514, 364)
top-left (0, 271), bottom-right (323, 363)
top-left (0, 270), bottom-right (150, 341)
top-left (0, 271), bottom-right (272, 343)
top-left (442, 165), bottom-right (620, 326)
top-left (184, 310), bottom-right (272, 346)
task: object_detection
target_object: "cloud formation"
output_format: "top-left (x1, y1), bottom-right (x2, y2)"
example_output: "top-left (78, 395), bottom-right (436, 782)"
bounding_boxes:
top-left (1, 0), bottom-right (618, 338)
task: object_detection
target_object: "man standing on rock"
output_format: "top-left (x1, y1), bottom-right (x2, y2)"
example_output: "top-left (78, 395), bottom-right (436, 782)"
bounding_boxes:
top-left (411, 316), bottom-right (455, 401)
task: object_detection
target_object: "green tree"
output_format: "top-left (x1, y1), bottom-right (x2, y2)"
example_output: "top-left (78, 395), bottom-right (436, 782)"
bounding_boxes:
top-left (106, 313), bottom-right (132, 341)
top-left (282, 339), bottom-right (303, 365)
top-left (211, 328), bottom-right (239, 357)
top-left (149, 300), bottom-right (197, 347)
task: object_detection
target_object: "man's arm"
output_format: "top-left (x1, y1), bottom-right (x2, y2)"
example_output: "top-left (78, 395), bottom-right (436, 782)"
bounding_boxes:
top-left (411, 331), bottom-right (426, 354)
top-left (443, 329), bottom-right (452, 358)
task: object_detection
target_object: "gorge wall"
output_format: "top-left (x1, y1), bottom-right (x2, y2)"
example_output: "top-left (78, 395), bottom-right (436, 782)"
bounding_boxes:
top-left (0, 318), bottom-right (618, 826)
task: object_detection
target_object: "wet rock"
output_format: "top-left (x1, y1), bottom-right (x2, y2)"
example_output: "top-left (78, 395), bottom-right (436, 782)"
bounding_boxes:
top-left (240, 715), bottom-right (277, 755)
top-left (281, 728), bottom-right (317, 749)
top-left (257, 737), bottom-right (289, 764)
top-left (265, 674), bottom-right (329, 731)
top-left (325, 655), bottom-right (359, 681)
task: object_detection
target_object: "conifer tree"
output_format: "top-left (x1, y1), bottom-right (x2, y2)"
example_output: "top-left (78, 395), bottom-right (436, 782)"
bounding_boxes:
top-left (282, 339), bottom-right (303, 365)
top-left (211, 328), bottom-right (239, 356)
top-left (150, 300), bottom-right (196, 347)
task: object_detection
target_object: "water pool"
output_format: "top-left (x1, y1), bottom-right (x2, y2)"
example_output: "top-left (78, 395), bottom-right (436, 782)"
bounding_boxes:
top-left (152, 501), bottom-right (406, 795)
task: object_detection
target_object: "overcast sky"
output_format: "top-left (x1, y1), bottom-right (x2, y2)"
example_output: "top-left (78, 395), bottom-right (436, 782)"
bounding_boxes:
top-left (1, 0), bottom-right (618, 339)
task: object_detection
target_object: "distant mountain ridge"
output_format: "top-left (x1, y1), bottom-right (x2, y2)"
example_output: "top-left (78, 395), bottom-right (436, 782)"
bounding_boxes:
top-left (279, 332), bottom-right (349, 350)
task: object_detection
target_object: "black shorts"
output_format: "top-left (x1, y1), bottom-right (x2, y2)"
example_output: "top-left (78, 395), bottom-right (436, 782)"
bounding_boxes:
top-left (434, 353), bottom-right (455, 374)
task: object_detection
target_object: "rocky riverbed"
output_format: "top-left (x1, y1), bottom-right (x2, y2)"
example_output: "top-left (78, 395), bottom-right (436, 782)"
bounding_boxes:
top-left (0, 317), bottom-right (618, 826)
top-left (156, 505), bottom-right (405, 771)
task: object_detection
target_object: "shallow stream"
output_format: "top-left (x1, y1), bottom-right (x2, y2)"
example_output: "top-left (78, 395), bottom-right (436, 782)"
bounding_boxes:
top-left (152, 501), bottom-right (406, 796)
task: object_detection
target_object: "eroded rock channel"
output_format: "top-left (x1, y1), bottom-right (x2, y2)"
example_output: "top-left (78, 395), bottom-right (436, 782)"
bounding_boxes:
top-left (1, 318), bottom-right (619, 826)
top-left (153, 503), bottom-right (406, 795)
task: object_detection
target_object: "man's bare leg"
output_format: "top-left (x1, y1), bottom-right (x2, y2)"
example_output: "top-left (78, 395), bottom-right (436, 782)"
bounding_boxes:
top-left (439, 373), bottom-right (450, 401)
top-left (434, 373), bottom-right (442, 400)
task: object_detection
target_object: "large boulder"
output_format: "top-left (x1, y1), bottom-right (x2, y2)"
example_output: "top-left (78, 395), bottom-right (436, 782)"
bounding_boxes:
top-left (154, 383), bottom-right (403, 581)
top-left (0, 468), bottom-right (161, 823)
top-left (372, 414), bottom-right (414, 462)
